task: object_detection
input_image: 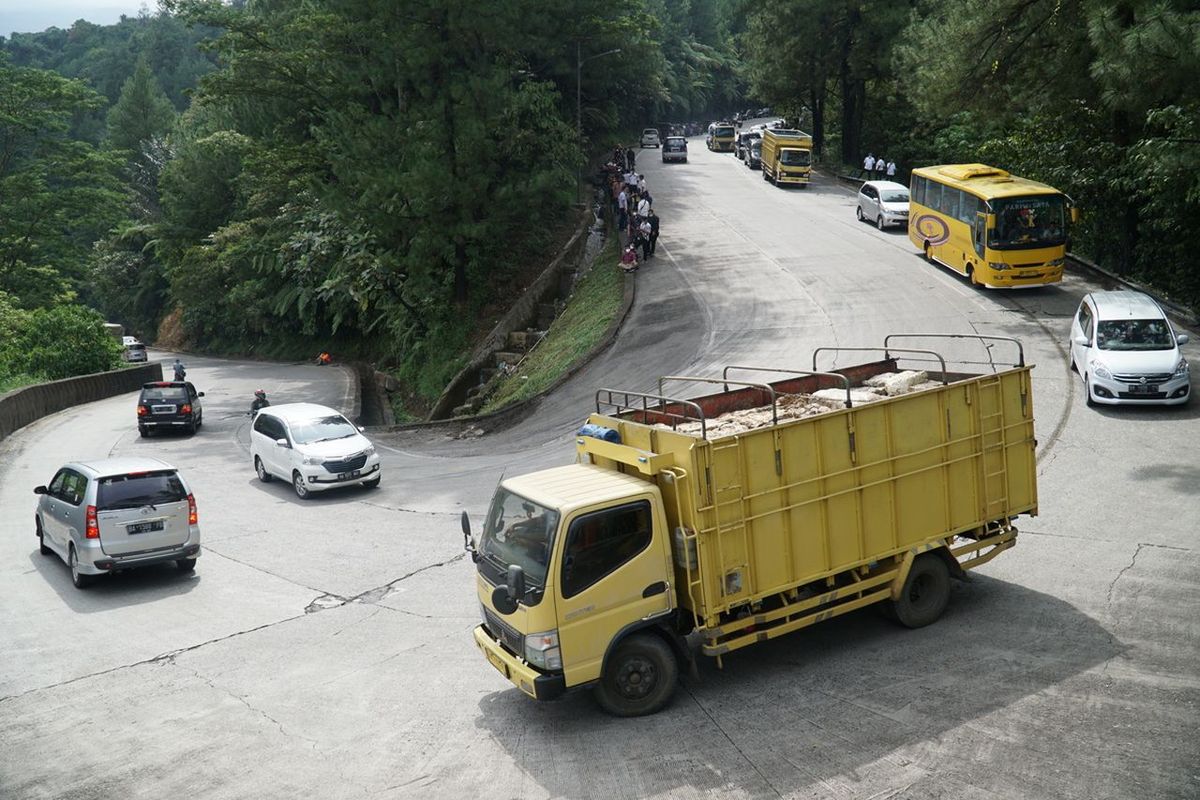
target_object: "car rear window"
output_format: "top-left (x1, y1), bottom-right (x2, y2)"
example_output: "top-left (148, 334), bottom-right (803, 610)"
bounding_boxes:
top-left (128, 344), bottom-right (146, 351)
top-left (97, 471), bottom-right (187, 510)
top-left (142, 387), bottom-right (188, 402)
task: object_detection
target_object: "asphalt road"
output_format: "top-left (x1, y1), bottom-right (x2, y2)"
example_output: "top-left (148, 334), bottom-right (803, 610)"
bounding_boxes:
top-left (2, 134), bottom-right (1198, 800)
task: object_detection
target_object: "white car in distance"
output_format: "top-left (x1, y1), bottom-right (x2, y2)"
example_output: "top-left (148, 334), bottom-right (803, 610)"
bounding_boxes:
top-left (250, 403), bottom-right (382, 498)
top-left (639, 128), bottom-right (661, 148)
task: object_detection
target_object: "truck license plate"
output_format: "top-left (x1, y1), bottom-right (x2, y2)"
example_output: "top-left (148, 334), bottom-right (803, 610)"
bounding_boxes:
top-left (486, 649), bottom-right (509, 678)
top-left (127, 520), bottom-right (164, 535)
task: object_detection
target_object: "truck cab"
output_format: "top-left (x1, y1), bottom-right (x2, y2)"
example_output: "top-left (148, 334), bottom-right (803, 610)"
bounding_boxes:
top-left (471, 464), bottom-right (679, 714)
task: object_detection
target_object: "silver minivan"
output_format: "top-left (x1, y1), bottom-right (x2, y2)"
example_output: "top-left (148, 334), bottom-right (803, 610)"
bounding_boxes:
top-left (856, 180), bottom-right (909, 229)
top-left (34, 458), bottom-right (201, 588)
top-left (250, 403), bottom-right (382, 499)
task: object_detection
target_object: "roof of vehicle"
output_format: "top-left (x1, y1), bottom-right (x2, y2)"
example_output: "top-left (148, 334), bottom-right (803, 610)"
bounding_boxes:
top-left (665, 136), bottom-right (686, 142)
top-left (642, 128), bottom-right (659, 134)
top-left (260, 402), bottom-right (349, 422)
top-left (911, 163), bottom-right (1063, 199)
top-left (141, 381), bottom-right (191, 390)
top-left (68, 457), bottom-right (178, 479)
top-left (1088, 290), bottom-right (1167, 320)
top-left (762, 129), bottom-right (811, 140)
top-left (502, 464), bottom-right (654, 514)
top-left (862, 180), bottom-right (908, 193)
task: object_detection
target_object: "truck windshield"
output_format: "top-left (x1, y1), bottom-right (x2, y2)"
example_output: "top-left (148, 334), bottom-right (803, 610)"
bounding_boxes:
top-left (990, 195), bottom-right (1067, 250)
top-left (780, 150), bottom-right (810, 166)
top-left (715, 127), bottom-right (734, 137)
top-left (479, 488), bottom-right (560, 586)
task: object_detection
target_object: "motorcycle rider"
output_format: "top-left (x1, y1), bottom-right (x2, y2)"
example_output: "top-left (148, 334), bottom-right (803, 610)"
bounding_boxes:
top-left (250, 389), bottom-right (270, 416)
top-left (172, 358), bottom-right (186, 381)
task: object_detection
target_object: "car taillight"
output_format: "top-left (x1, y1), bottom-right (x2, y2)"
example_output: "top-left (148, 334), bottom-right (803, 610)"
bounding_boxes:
top-left (137, 405), bottom-right (149, 416)
top-left (187, 493), bottom-right (198, 525)
top-left (180, 404), bottom-right (192, 414)
top-left (85, 505), bottom-right (99, 539)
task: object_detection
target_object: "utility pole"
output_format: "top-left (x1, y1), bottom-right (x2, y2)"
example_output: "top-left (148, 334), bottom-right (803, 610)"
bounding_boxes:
top-left (576, 43), bottom-right (621, 204)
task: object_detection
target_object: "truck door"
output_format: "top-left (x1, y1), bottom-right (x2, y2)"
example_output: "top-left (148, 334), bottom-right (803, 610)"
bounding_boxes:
top-left (555, 499), bottom-right (671, 686)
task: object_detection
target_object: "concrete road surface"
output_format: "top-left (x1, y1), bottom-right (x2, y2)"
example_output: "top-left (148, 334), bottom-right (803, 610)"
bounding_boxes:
top-left (2, 136), bottom-right (1198, 799)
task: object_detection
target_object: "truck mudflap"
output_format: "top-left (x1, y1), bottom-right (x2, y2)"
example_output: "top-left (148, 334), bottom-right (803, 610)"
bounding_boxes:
top-left (473, 625), bottom-right (566, 701)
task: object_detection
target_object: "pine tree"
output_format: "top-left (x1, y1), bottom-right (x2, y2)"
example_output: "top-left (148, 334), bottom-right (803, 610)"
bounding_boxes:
top-left (106, 59), bottom-right (176, 155)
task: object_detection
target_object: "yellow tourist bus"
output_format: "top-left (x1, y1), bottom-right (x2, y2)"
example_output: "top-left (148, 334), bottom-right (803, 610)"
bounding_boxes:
top-left (908, 164), bottom-right (1078, 288)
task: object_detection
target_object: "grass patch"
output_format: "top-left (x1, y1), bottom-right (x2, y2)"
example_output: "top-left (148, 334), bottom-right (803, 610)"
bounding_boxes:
top-left (0, 373), bottom-right (40, 395)
top-left (480, 235), bottom-right (624, 413)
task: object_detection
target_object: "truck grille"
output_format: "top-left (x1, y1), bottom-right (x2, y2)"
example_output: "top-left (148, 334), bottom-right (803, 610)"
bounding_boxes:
top-left (483, 608), bottom-right (523, 656)
top-left (322, 452), bottom-right (368, 473)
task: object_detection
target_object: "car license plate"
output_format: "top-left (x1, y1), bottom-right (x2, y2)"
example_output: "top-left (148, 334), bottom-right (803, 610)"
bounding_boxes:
top-left (127, 520), bottom-right (164, 535)
top-left (152, 405), bottom-right (175, 414)
top-left (337, 469), bottom-right (361, 480)
top-left (1130, 384), bottom-right (1158, 394)
top-left (486, 648), bottom-right (509, 678)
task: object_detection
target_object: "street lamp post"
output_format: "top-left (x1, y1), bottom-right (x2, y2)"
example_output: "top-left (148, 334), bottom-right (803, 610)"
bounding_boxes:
top-left (576, 43), bottom-right (621, 203)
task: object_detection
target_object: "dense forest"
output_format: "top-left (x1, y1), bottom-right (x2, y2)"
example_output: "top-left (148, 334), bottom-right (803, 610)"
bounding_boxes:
top-left (1, 0), bottom-right (1196, 405)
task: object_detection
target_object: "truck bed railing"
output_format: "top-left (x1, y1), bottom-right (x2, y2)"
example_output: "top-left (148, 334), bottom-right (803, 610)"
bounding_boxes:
top-left (882, 333), bottom-right (1025, 369)
top-left (657, 376), bottom-right (778, 427)
top-left (595, 389), bottom-right (708, 438)
top-left (812, 347), bottom-right (949, 384)
top-left (721, 366), bottom-right (855, 408)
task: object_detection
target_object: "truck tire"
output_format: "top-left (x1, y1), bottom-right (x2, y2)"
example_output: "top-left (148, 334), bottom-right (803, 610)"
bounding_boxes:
top-left (891, 553), bottom-right (950, 629)
top-left (593, 633), bottom-right (678, 717)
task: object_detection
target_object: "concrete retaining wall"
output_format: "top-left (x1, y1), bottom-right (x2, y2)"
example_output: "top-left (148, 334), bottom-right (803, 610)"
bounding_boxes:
top-left (0, 362), bottom-right (163, 442)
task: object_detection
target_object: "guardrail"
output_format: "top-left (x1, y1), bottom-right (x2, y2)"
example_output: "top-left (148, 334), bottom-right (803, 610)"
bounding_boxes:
top-left (0, 362), bottom-right (163, 442)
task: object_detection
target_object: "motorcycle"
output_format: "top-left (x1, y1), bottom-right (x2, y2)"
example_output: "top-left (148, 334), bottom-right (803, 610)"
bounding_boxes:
top-left (250, 389), bottom-right (270, 417)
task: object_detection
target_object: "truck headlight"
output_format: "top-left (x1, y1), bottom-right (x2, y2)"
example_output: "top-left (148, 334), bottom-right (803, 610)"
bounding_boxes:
top-left (988, 262), bottom-right (1011, 271)
top-left (1174, 358), bottom-right (1189, 379)
top-left (524, 629), bottom-right (561, 671)
top-left (1090, 360), bottom-right (1112, 380)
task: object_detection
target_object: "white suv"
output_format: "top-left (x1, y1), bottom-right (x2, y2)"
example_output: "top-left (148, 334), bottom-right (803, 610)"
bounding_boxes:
top-left (639, 128), bottom-right (661, 148)
top-left (250, 403), bottom-right (382, 498)
top-left (1069, 291), bottom-right (1191, 406)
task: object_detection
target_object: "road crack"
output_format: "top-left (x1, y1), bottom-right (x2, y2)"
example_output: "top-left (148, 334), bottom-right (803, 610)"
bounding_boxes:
top-left (683, 685), bottom-right (784, 798)
top-left (1107, 543), bottom-right (1145, 605)
top-left (182, 664), bottom-right (320, 749)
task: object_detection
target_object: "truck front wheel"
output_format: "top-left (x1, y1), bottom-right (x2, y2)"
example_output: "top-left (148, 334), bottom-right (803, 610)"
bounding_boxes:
top-left (593, 633), bottom-right (678, 717)
top-left (891, 553), bottom-right (950, 628)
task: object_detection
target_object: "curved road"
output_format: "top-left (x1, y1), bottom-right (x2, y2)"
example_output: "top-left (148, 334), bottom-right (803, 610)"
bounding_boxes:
top-left (2, 134), bottom-right (1198, 799)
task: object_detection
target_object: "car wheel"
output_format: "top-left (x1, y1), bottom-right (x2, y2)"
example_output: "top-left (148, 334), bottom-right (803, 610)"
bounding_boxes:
top-left (856, 206), bottom-right (864, 221)
top-left (255, 456), bottom-right (273, 483)
top-left (592, 633), bottom-right (678, 717)
top-left (363, 476), bottom-right (381, 489)
top-left (37, 517), bottom-right (51, 555)
top-left (176, 558), bottom-right (196, 572)
top-left (1085, 374), bottom-right (1097, 407)
top-left (69, 547), bottom-right (92, 589)
top-left (196, 412), bottom-right (202, 429)
top-left (292, 472), bottom-right (310, 499)
top-left (877, 215), bottom-right (885, 230)
top-left (139, 426), bottom-right (149, 438)
top-left (890, 554), bottom-right (950, 628)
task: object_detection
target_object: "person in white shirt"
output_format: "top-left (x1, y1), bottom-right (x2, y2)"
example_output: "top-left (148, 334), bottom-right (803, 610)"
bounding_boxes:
top-left (637, 196), bottom-right (650, 217)
top-left (638, 174), bottom-right (647, 192)
top-left (886, 160), bottom-right (897, 177)
top-left (875, 158), bottom-right (885, 178)
top-left (863, 153), bottom-right (876, 172)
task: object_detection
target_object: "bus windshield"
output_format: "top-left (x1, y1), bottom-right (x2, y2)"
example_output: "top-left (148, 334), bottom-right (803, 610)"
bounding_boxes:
top-left (780, 149), bottom-right (811, 166)
top-left (990, 195), bottom-right (1067, 249)
top-left (478, 488), bottom-right (560, 586)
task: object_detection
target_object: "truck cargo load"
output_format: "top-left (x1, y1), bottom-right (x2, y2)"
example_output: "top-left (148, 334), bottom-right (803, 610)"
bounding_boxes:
top-left (465, 334), bottom-right (1035, 716)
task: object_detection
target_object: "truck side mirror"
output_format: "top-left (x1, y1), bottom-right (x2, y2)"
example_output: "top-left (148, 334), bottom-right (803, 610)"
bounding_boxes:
top-left (491, 565), bottom-right (526, 615)
top-left (1070, 207), bottom-right (1080, 224)
top-left (460, 511), bottom-right (478, 561)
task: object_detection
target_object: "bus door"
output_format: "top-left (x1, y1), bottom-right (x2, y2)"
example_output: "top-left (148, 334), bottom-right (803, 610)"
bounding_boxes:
top-left (973, 212), bottom-right (987, 260)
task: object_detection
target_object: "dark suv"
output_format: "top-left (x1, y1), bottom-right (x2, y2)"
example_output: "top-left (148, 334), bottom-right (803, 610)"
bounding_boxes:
top-left (137, 382), bottom-right (204, 437)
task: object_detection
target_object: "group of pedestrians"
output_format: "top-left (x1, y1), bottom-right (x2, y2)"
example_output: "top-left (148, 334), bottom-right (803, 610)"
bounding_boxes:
top-left (604, 146), bottom-right (660, 273)
top-left (863, 153), bottom-right (897, 180)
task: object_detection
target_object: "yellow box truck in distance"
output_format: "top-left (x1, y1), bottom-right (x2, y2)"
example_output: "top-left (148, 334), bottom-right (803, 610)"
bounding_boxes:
top-left (760, 129), bottom-right (813, 186)
top-left (464, 334), bottom-right (1036, 716)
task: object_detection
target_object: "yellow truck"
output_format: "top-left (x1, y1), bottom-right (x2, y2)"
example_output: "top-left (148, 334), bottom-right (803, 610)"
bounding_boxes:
top-left (706, 122), bottom-right (736, 152)
top-left (464, 334), bottom-right (1035, 716)
top-left (760, 128), bottom-right (813, 186)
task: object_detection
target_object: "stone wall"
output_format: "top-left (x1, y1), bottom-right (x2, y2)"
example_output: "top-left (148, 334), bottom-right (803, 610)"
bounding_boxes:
top-left (0, 362), bottom-right (163, 442)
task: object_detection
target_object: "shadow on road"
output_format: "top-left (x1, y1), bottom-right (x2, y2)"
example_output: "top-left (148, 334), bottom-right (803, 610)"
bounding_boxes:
top-left (28, 550), bottom-right (200, 613)
top-left (473, 574), bottom-right (1119, 797)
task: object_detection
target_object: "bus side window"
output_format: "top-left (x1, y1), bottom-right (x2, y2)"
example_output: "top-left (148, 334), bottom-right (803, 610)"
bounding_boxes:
top-left (912, 176), bottom-right (925, 206)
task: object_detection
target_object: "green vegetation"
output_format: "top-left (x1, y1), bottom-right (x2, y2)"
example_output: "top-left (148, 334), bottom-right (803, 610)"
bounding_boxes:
top-left (481, 240), bottom-right (625, 413)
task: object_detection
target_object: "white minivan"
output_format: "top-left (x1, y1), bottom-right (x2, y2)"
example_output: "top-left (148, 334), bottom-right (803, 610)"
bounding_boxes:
top-left (856, 180), bottom-right (909, 229)
top-left (250, 403), bottom-right (382, 498)
top-left (1069, 291), bottom-right (1191, 406)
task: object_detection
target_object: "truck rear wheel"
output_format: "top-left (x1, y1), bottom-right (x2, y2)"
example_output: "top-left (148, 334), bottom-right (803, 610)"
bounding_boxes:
top-left (593, 633), bottom-right (678, 717)
top-left (891, 553), bottom-right (950, 628)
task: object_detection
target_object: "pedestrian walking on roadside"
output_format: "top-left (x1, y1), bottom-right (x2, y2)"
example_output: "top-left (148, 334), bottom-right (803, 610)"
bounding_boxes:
top-left (638, 173), bottom-right (647, 193)
top-left (648, 210), bottom-right (660, 258)
top-left (637, 194), bottom-right (650, 218)
top-left (875, 158), bottom-right (886, 178)
top-left (626, 147), bottom-right (636, 171)
top-left (863, 153), bottom-right (876, 174)
top-left (617, 187), bottom-right (629, 233)
top-left (886, 159), bottom-right (897, 178)
top-left (636, 217), bottom-right (653, 261)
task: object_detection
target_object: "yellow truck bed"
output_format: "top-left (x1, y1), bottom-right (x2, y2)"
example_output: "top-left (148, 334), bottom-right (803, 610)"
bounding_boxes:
top-left (578, 338), bottom-right (1035, 642)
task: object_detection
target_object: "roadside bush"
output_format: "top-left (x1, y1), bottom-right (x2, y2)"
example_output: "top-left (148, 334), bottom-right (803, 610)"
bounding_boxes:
top-left (7, 304), bottom-right (123, 380)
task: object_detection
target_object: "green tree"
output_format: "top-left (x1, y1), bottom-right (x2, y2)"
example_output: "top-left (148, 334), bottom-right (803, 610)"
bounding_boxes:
top-left (106, 58), bottom-right (176, 155)
top-left (7, 305), bottom-right (123, 380)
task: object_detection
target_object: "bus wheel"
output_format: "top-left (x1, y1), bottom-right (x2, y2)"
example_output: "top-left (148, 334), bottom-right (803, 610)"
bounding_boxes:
top-left (923, 242), bottom-right (934, 263)
top-left (967, 265), bottom-right (980, 286)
